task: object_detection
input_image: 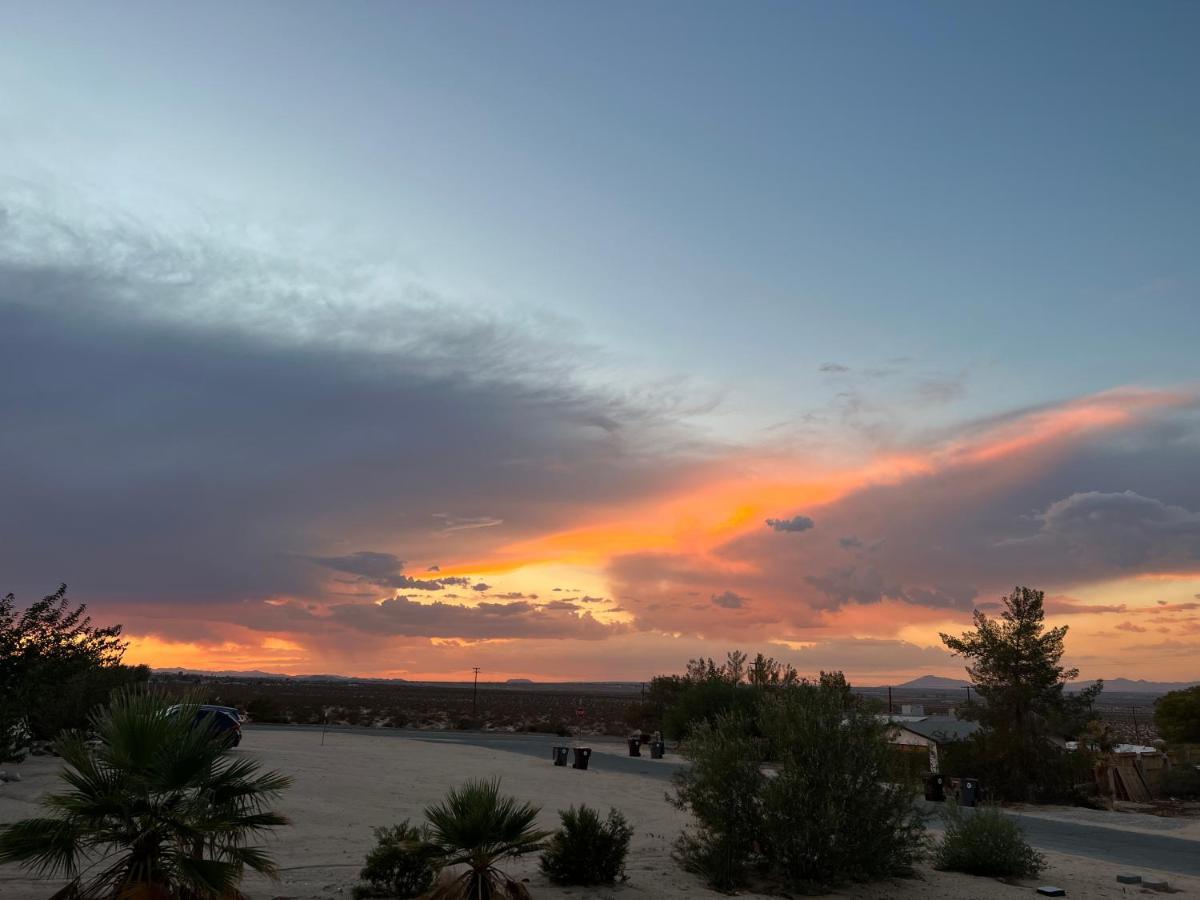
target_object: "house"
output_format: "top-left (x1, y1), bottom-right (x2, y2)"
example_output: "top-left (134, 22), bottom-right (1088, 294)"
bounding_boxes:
top-left (884, 714), bottom-right (980, 773)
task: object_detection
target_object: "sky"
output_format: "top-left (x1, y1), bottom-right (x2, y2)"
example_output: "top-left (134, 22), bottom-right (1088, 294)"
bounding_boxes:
top-left (2, 2), bottom-right (1199, 684)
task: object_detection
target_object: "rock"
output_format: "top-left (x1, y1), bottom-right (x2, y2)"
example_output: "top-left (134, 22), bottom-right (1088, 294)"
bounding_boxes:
top-left (6, 771), bottom-right (20, 782)
top-left (1116, 874), bottom-right (1141, 884)
top-left (1143, 878), bottom-right (1169, 892)
top-left (1036, 889), bottom-right (1066, 898)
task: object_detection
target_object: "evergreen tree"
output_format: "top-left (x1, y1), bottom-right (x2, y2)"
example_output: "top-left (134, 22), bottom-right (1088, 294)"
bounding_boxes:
top-left (940, 586), bottom-right (1102, 800)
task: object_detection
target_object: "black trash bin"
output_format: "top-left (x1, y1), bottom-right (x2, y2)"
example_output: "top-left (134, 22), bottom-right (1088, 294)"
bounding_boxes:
top-left (552, 746), bottom-right (569, 766)
top-left (960, 777), bottom-right (979, 807)
top-left (627, 738), bottom-right (641, 757)
top-left (924, 773), bottom-right (945, 802)
top-left (650, 740), bottom-right (665, 760)
top-left (572, 747), bottom-right (592, 770)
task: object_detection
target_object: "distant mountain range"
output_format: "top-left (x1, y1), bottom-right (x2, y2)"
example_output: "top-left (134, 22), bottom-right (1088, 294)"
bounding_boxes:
top-left (894, 674), bottom-right (1199, 695)
top-left (155, 668), bottom-right (1198, 695)
top-left (154, 668), bottom-right (410, 683)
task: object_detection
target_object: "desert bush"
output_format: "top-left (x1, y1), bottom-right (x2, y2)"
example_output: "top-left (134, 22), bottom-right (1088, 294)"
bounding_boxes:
top-left (455, 716), bottom-right (483, 731)
top-left (422, 777), bottom-right (548, 900)
top-left (756, 676), bottom-right (928, 892)
top-left (1157, 687), bottom-right (1200, 744)
top-left (933, 802), bottom-right (1044, 877)
top-left (246, 695), bottom-right (289, 723)
top-left (671, 711), bottom-right (766, 890)
top-left (673, 673), bottom-right (928, 894)
top-left (0, 687), bottom-right (291, 898)
top-left (1160, 765), bottom-right (1200, 800)
top-left (353, 822), bottom-right (440, 899)
top-left (540, 805), bottom-right (633, 885)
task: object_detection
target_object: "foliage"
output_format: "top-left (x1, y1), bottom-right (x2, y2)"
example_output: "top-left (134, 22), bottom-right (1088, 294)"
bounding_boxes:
top-left (0, 687), bottom-right (291, 899)
top-left (0, 585), bottom-right (149, 761)
top-left (352, 822), bottom-right (441, 899)
top-left (1159, 765), bottom-right (1200, 800)
top-left (756, 673), bottom-right (928, 892)
top-left (649, 651), bottom-right (799, 741)
top-left (422, 778), bottom-right (549, 900)
top-left (933, 802), bottom-right (1045, 878)
top-left (245, 696), bottom-right (289, 724)
top-left (539, 805), bottom-right (632, 886)
top-left (670, 710), bottom-right (765, 890)
top-left (1155, 686), bottom-right (1200, 744)
top-left (940, 586), bottom-right (1103, 801)
top-left (938, 732), bottom-right (1098, 805)
top-left (672, 671), bottom-right (927, 894)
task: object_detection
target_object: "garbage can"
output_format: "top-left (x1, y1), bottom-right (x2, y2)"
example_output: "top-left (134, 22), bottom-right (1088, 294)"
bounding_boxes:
top-left (650, 740), bottom-right (665, 760)
top-left (552, 746), bottom-right (569, 767)
top-left (627, 738), bottom-right (641, 757)
top-left (924, 773), bottom-right (945, 802)
top-left (960, 777), bottom-right (979, 808)
top-left (572, 747), bottom-right (592, 770)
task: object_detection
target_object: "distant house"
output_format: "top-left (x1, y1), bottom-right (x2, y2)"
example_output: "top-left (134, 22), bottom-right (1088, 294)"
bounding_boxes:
top-left (884, 714), bottom-right (980, 773)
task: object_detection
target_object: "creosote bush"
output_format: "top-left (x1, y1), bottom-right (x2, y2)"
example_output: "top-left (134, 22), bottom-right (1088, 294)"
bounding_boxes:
top-left (933, 802), bottom-right (1044, 878)
top-left (540, 805), bottom-right (633, 885)
top-left (672, 672), bottom-right (928, 894)
top-left (670, 711), bottom-right (765, 891)
top-left (1160, 765), bottom-right (1200, 800)
top-left (353, 822), bottom-right (441, 899)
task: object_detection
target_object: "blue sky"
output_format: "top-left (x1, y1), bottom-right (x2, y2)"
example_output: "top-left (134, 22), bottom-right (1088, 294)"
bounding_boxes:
top-left (5, 2), bottom-right (1197, 429)
top-left (2, 3), bottom-right (1199, 678)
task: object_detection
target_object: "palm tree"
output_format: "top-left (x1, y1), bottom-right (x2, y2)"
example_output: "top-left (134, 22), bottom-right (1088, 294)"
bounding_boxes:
top-left (0, 687), bottom-right (291, 899)
top-left (422, 778), bottom-right (549, 900)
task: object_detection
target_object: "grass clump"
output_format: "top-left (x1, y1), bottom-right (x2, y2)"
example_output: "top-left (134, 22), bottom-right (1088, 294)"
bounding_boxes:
top-left (353, 822), bottom-right (441, 899)
top-left (933, 802), bottom-right (1044, 878)
top-left (540, 805), bottom-right (633, 885)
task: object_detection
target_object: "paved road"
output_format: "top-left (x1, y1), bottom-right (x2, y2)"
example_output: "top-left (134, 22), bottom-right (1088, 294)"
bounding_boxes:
top-left (248, 724), bottom-right (1200, 877)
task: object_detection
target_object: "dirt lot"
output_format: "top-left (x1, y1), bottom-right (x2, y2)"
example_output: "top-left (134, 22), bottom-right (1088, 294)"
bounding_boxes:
top-left (2, 728), bottom-right (1197, 899)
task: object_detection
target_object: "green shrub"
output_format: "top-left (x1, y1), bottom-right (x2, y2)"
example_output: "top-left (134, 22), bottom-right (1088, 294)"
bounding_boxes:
top-left (672, 674), bottom-right (928, 894)
top-left (1160, 765), bottom-right (1200, 800)
top-left (353, 822), bottom-right (440, 899)
top-left (933, 803), bottom-right (1044, 878)
top-left (756, 678), bottom-right (928, 892)
top-left (540, 805), bottom-right (633, 885)
top-left (670, 711), bottom-right (765, 891)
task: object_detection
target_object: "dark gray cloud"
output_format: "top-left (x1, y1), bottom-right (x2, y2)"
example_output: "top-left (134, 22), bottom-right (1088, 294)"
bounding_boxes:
top-left (1027, 490), bottom-right (1200, 569)
top-left (711, 590), bottom-right (748, 609)
top-left (765, 515), bottom-right (815, 533)
top-left (328, 596), bottom-right (620, 641)
top-left (0, 202), bottom-right (709, 612)
top-left (819, 362), bottom-right (850, 373)
top-left (306, 553), bottom-right (465, 591)
top-left (838, 535), bottom-right (863, 549)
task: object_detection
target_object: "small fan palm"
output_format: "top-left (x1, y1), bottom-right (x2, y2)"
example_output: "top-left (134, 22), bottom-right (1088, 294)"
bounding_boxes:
top-left (422, 778), bottom-right (549, 900)
top-left (0, 687), bottom-right (291, 899)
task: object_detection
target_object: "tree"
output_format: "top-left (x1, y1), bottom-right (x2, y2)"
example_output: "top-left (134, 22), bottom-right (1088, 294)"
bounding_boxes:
top-left (422, 778), bottom-right (548, 900)
top-left (940, 586), bottom-right (1102, 800)
top-left (0, 687), bottom-right (292, 899)
top-left (0, 585), bottom-right (149, 760)
top-left (1155, 686), bottom-right (1200, 744)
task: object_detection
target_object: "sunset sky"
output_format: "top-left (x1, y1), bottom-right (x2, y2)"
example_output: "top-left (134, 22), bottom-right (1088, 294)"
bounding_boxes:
top-left (2, 3), bottom-right (1199, 683)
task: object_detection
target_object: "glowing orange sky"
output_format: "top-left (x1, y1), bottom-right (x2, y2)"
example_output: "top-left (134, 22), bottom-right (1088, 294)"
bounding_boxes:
top-left (121, 386), bottom-right (1200, 683)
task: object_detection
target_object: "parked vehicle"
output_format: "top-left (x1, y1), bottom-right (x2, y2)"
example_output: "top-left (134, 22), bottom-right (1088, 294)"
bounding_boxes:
top-left (165, 704), bottom-right (243, 747)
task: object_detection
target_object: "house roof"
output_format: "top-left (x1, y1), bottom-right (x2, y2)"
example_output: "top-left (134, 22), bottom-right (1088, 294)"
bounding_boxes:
top-left (887, 715), bottom-right (980, 743)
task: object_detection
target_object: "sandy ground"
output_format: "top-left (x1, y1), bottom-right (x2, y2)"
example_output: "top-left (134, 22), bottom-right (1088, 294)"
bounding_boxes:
top-left (2, 728), bottom-right (1198, 899)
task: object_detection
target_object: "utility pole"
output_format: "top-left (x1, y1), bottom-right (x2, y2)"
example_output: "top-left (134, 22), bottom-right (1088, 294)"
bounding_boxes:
top-left (472, 667), bottom-right (480, 716)
top-left (1131, 706), bottom-right (1141, 745)
top-left (964, 684), bottom-right (973, 705)
top-left (887, 686), bottom-right (893, 715)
